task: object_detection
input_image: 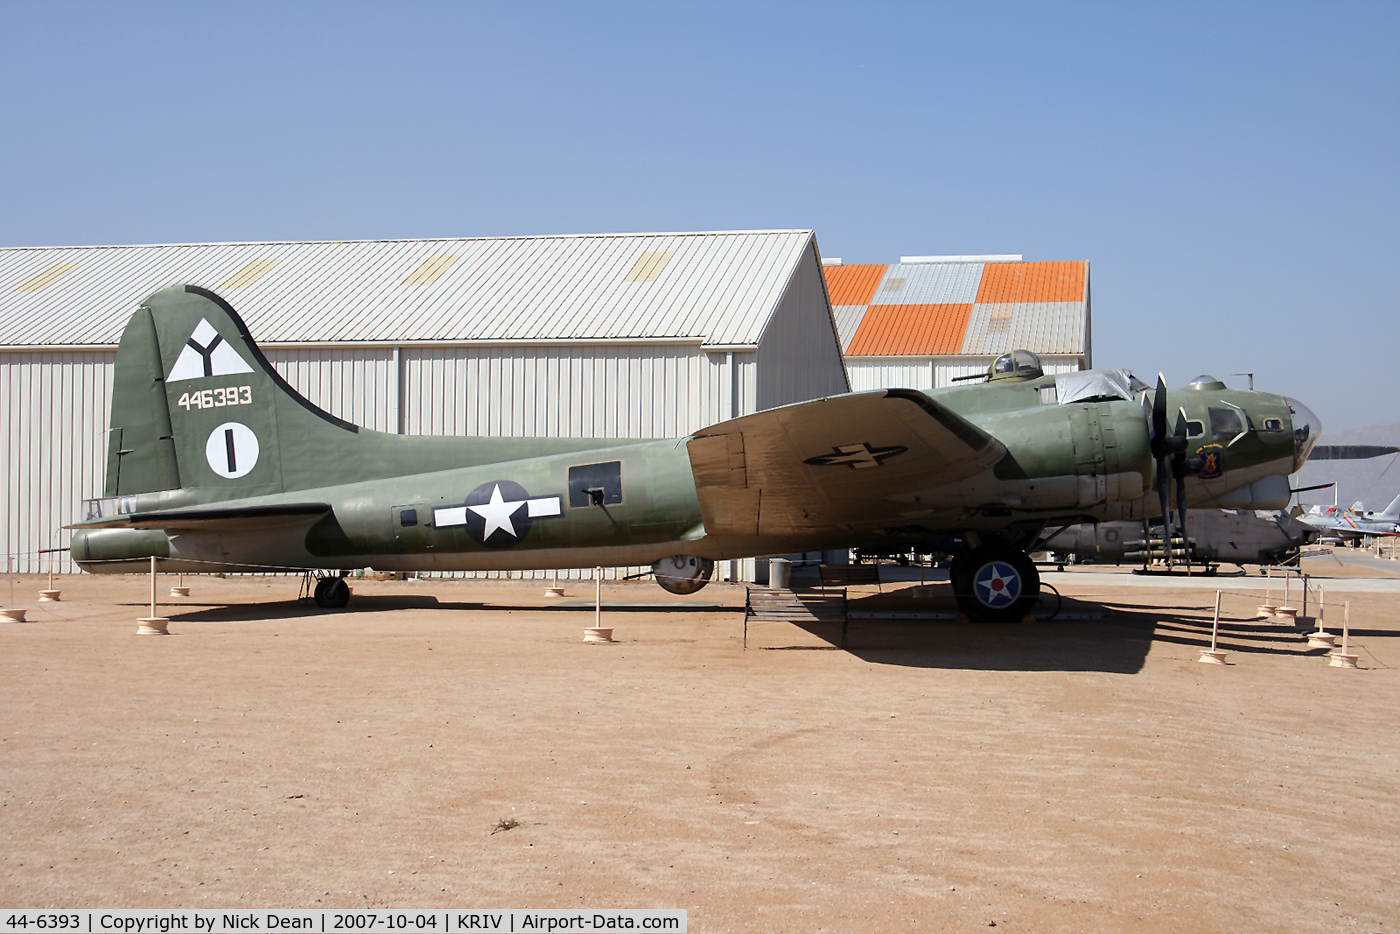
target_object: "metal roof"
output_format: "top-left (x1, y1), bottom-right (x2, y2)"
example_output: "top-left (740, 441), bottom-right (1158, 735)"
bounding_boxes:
top-left (870, 263), bottom-right (983, 305)
top-left (960, 302), bottom-right (1086, 355)
top-left (974, 261), bottom-right (1085, 304)
top-left (823, 260), bottom-right (1089, 357)
top-left (823, 264), bottom-right (888, 306)
top-left (846, 304), bottom-right (973, 355)
top-left (0, 230), bottom-right (818, 348)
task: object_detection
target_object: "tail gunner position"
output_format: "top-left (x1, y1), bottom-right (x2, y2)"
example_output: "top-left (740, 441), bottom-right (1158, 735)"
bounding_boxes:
top-left (70, 286), bottom-right (1321, 621)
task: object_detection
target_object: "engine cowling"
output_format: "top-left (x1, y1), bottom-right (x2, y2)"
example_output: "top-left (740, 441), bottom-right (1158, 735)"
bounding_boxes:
top-left (652, 555), bottom-right (714, 595)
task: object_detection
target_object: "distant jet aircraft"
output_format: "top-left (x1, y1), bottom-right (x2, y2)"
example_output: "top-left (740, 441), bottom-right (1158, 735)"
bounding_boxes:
top-left (1299, 494), bottom-right (1400, 541)
top-left (67, 285), bottom-right (1323, 622)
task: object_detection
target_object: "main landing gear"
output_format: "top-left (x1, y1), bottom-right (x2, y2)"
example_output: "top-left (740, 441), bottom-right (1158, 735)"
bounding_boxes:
top-left (949, 543), bottom-right (1040, 623)
top-left (312, 574), bottom-right (351, 609)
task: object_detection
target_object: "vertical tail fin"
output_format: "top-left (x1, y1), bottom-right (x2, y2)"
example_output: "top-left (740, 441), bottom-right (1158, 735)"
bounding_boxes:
top-left (106, 284), bottom-right (359, 500)
top-left (1379, 493), bottom-right (1400, 521)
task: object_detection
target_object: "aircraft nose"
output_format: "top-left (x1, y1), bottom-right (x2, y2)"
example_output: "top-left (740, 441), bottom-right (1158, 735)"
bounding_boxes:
top-left (1285, 396), bottom-right (1322, 470)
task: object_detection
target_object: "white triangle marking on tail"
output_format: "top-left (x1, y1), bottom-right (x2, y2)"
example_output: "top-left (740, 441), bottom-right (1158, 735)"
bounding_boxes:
top-left (167, 318), bottom-right (255, 382)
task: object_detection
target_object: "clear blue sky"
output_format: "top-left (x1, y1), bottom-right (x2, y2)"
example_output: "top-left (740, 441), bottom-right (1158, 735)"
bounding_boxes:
top-left (3, 1), bottom-right (1396, 432)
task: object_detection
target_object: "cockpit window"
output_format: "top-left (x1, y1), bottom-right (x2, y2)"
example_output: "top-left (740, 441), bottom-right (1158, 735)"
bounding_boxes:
top-left (1185, 420), bottom-right (1204, 438)
top-left (1209, 407), bottom-right (1244, 439)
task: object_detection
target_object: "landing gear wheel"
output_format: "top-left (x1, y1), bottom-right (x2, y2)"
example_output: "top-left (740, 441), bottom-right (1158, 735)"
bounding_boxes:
top-left (949, 550), bottom-right (972, 600)
top-left (313, 576), bottom-right (351, 609)
top-left (954, 546), bottom-right (1040, 623)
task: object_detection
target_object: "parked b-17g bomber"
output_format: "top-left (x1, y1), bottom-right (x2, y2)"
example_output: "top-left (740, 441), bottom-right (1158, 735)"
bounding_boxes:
top-left (69, 285), bottom-right (1322, 622)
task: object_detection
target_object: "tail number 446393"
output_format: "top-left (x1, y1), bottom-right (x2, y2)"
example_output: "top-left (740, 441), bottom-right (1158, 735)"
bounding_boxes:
top-left (179, 386), bottom-right (252, 410)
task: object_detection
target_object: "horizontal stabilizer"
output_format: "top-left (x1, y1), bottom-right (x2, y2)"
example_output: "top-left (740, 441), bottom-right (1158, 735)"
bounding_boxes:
top-left (69, 502), bottom-right (330, 531)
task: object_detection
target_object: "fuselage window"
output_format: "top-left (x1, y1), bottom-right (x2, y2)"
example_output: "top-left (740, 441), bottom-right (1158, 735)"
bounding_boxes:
top-left (568, 461), bottom-right (624, 507)
top-left (1263, 417), bottom-right (1283, 432)
top-left (1209, 407), bottom-right (1244, 439)
top-left (1185, 420), bottom-right (1205, 438)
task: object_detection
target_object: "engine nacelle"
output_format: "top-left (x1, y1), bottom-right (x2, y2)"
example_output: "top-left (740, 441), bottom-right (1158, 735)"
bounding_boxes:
top-left (653, 555), bottom-right (714, 595)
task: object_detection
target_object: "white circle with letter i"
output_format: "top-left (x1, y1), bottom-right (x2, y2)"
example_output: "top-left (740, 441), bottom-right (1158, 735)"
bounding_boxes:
top-left (206, 422), bottom-right (259, 479)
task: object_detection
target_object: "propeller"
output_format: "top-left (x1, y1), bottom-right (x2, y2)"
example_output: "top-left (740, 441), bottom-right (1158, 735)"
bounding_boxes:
top-left (1149, 375), bottom-right (1190, 567)
top-left (1173, 411), bottom-right (1189, 551)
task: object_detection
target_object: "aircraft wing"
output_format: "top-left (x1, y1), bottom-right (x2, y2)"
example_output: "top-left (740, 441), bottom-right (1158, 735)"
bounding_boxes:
top-left (1300, 515), bottom-right (1400, 537)
top-left (1306, 445), bottom-right (1400, 460)
top-left (68, 503), bottom-right (332, 531)
top-left (687, 388), bottom-right (1006, 537)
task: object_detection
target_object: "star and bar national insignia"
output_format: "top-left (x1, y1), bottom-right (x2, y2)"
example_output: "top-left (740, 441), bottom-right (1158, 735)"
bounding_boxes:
top-left (804, 442), bottom-right (908, 470)
top-left (432, 480), bottom-right (563, 548)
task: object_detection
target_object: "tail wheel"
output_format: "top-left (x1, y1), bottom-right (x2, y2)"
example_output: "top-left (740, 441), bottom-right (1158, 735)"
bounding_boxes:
top-left (314, 576), bottom-right (351, 609)
top-left (954, 545), bottom-right (1040, 622)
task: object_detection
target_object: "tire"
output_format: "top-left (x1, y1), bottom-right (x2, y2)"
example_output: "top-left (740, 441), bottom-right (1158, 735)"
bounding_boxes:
top-left (954, 545), bottom-right (1040, 622)
top-left (314, 576), bottom-right (351, 609)
top-left (949, 550), bottom-right (973, 597)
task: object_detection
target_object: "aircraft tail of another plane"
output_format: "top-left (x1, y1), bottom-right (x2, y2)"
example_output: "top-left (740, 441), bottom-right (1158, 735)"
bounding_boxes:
top-left (1378, 493), bottom-right (1400, 521)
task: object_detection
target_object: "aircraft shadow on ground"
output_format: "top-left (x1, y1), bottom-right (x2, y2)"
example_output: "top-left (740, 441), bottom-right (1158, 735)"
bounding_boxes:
top-left (541, 602), bottom-right (734, 613)
top-left (146, 595), bottom-right (477, 622)
top-left (137, 595), bottom-right (737, 624)
top-left (773, 612), bottom-right (1157, 674)
top-left (764, 592), bottom-right (1354, 673)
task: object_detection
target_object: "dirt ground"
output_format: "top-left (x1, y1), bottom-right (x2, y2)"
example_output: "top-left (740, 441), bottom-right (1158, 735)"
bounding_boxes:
top-left (1, 567), bottom-right (1396, 933)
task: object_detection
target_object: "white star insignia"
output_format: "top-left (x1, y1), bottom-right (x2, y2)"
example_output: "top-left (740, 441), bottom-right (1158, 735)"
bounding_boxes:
top-left (976, 564), bottom-right (1019, 606)
top-left (468, 484), bottom-right (526, 540)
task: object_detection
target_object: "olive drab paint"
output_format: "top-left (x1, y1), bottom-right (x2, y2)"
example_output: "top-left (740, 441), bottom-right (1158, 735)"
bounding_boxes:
top-left (70, 284), bottom-right (1321, 621)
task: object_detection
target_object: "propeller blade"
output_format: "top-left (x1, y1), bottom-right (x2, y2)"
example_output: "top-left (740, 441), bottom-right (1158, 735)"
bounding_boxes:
top-left (1172, 409), bottom-right (1190, 558)
top-left (1156, 455), bottom-right (1172, 568)
top-left (1175, 459), bottom-right (1188, 556)
top-left (1151, 374), bottom-right (1169, 457)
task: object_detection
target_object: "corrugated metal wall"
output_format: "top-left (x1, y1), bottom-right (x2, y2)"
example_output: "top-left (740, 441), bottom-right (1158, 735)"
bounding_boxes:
top-left (263, 347), bottom-right (398, 434)
top-left (755, 248), bottom-right (850, 410)
top-left (1, 352), bottom-right (114, 574)
top-left (400, 343), bottom-right (711, 439)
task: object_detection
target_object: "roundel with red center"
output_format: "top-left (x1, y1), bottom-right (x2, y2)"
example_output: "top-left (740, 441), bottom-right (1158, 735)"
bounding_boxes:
top-left (973, 560), bottom-right (1022, 608)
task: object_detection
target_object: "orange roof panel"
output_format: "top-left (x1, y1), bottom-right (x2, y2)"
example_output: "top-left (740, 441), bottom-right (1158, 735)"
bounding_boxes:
top-left (845, 304), bottom-right (973, 356)
top-left (822, 264), bottom-right (888, 306)
top-left (975, 261), bottom-right (1085, 303)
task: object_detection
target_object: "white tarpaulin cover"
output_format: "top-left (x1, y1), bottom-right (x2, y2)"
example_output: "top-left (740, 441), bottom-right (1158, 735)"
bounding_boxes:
top-left (1055, 368), bottom-right (1136, 405)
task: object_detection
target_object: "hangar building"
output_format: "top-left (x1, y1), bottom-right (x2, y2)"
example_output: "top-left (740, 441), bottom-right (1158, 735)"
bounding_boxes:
top-left (822, 255), bottom-right (1090, 388)
top-left (0, 230), bottom-right (847, 578)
